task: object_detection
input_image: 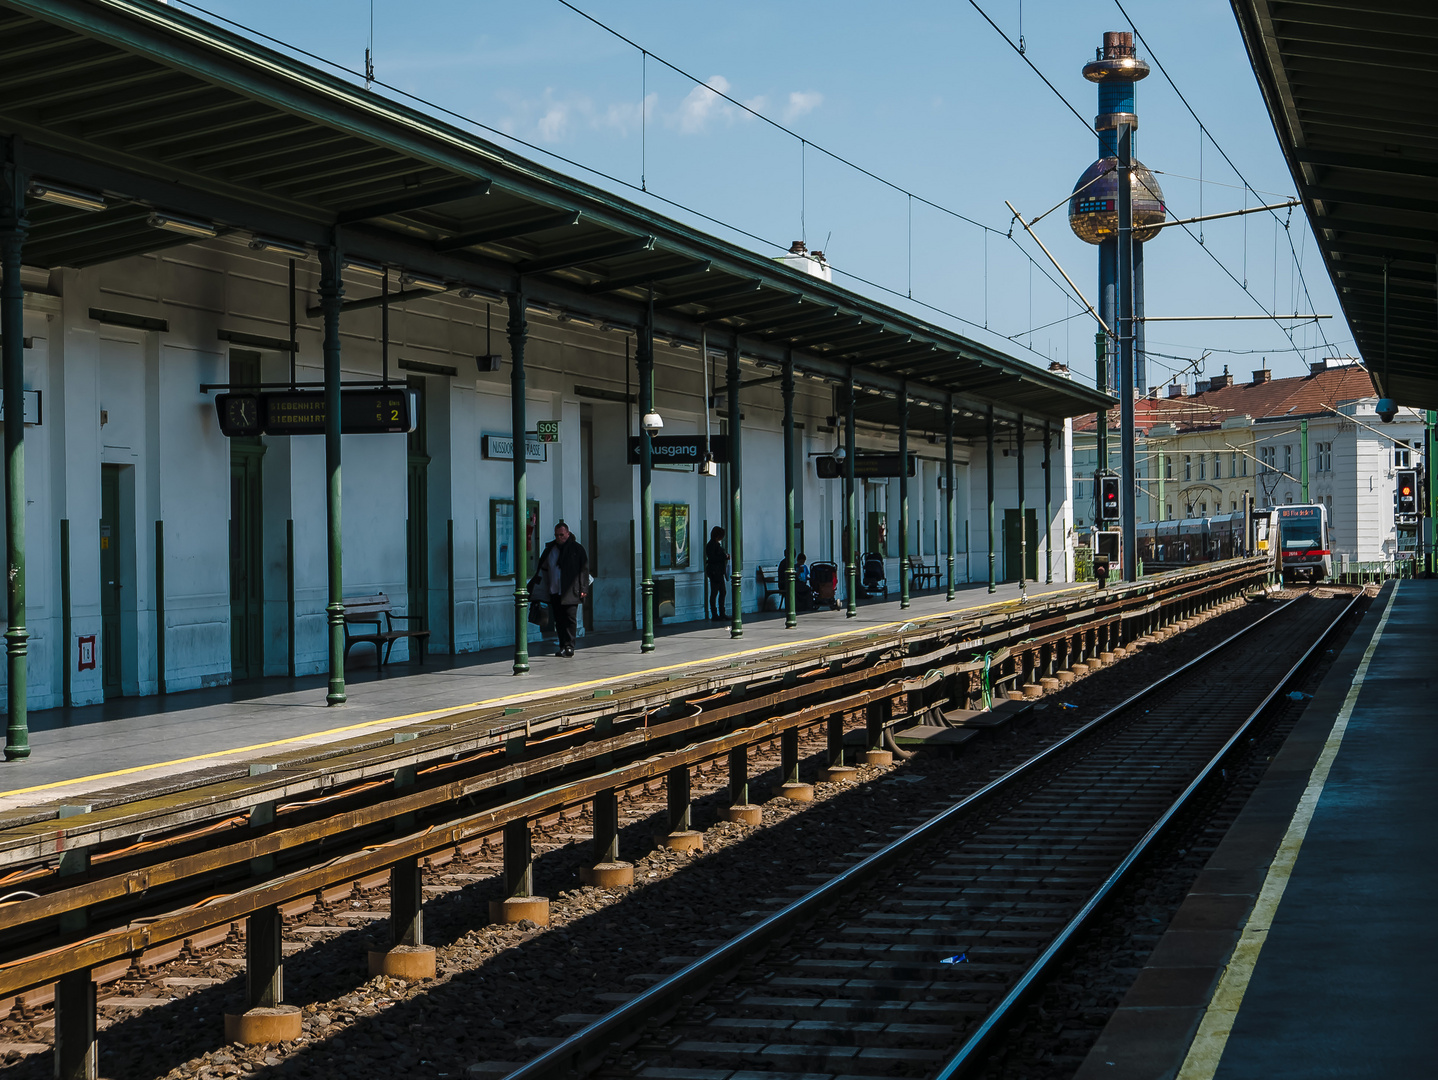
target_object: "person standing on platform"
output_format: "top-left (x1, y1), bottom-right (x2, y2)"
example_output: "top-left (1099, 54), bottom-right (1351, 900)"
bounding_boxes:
top-left (705, 526), bottom-right (729, 621)
top-left (536, 521), bottom-right (590, 657)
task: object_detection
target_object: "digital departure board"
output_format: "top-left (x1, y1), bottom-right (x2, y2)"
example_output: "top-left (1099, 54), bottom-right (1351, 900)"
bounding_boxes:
top-left (214, 389), bottom-right (411, 437)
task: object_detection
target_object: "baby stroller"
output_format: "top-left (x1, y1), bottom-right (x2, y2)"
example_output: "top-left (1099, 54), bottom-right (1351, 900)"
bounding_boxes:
top-left (859, 552), bottom-right (888, 598)
top-left (809, 561), bottom-right (840, 610)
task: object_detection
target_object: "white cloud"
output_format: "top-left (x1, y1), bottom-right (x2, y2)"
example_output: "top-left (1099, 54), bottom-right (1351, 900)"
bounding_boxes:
top-left (536, 103), bottom-right (570, 141)
top-left (783, 90), bottom-right (823, 122)
top-left (676, 75), bottom-right (733, 134)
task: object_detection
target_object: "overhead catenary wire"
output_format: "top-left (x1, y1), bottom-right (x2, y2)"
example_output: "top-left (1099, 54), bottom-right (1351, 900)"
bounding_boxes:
top-left (969, 0), bottom-right (1331, 363)
top-left (169, 0), bottom-right (1092, 376)
top-left (1111, 0), bottom-right (1337, 357)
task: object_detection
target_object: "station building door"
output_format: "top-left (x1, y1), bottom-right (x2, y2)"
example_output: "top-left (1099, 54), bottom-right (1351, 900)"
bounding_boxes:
top-left (100, 465), bottom-right (124, 698)
top-left (229, 351), bottom-right (265, 680)
top-left (1002, 508), bottom-right (1039, 583)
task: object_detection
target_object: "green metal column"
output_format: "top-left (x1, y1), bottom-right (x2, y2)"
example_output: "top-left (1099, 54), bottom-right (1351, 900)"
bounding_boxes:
top-left (0, 168), bottom-right (26, 759)
top-left (986, 405), bottom-right (996, 594)
top-left (845, 368), bottom-right (858, 617)
top-left (945, 395), bottom-right (955, 600)
top-left (782, 352), bottom-right (796, 628)
top-left (898, 380), bottom-right (910, 608)
top-left (1428, 411), bottom-right (1437, 577)
top-left (318, 245), bottom-right (346, 706)
top-left (506, 285), bottom-right (530, 674)
top-left (1157, 448), bottom-right (1165, 523)
top-left (1017, 414), bottom-right (1027, 599)
top-left (1300, 417), bottom-right (1310, 503)
top-left (1, 163), bottom-right (27, 758)
top-left (638, 292), bottom-right (656, 652)
top-left (728, 340), bottom-right (743, 638)
top-left (1044, 424), bottom-right (1053, 583)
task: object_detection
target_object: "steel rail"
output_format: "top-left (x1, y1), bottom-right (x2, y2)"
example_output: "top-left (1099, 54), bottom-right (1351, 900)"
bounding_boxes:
top-left (497, 585), bottom-right (1309, 1080)
top-left (0, 561), bottom-right (1266, 1002)
top-left (934, 587), bottom-right (1364, 1078)
top-left (0, 560), bottom-right (1263, 865)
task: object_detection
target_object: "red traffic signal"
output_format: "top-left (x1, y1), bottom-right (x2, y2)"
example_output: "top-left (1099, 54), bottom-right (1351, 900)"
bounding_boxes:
top-left (1099, 474), bottom-right (1120, 520)
top-left (1397, 469), bottom-right (1418, 516)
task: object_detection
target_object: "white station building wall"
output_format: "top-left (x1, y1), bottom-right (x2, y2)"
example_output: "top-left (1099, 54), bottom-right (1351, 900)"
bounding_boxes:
top-left (1, 238), bottom-right (1073, 711)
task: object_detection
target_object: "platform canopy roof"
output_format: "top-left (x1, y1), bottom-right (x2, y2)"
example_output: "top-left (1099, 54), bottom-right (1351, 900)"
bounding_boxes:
top-left (1233, 0), bottom-right (1438, 409)
top-left (0, 0), bottom-right (1109, 438)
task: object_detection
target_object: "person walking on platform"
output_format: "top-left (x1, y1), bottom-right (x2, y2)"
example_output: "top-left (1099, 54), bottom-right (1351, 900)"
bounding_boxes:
top-left (705, 526), bottom-right (729, 621)
top-left (536, 521), bottom-right (590, 657)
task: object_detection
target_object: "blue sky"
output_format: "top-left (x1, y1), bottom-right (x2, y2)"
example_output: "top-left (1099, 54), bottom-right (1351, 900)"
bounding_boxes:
top-left (177, 0), bottom-right (1348, 390)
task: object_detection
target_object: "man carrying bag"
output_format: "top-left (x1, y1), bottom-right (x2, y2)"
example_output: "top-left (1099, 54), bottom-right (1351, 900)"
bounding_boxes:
top-left (534, 521), bottom-right (590, 658)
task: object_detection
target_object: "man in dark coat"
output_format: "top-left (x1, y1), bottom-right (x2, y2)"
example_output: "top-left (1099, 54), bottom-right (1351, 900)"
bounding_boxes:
top-left (536, 521), bottom-right (590, 657)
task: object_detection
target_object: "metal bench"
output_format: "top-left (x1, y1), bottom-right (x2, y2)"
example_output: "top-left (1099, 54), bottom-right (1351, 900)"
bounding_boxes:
top-left (342, 593), bottom-right (429, 666)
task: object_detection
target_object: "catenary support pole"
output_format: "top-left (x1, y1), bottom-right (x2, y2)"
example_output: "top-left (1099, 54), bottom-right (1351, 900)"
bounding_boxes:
top-left (1044, 424), bottom-right (1053, 583)
top-left (319, 244), bottom-right (346, 705)
top-left (728, 339), bottom-right (744, 638)
top-left (506, 284), bottom-right (530, 674)
top-left (1095, 331), bottom-right (1109, 475)
top-left (1117, 122), bottom-right (1138, 581)
top-left (1300, 418), bottom-right (1310, 503)
top-left (1017, 415), bottom-right (1027, 600)
top-left (845, 367), bottom-right (858, 616)
top-left (986, 404), bottom-right (996, 593)
top-left (945, 396), bottom-right (955, 600)
top-left (2, 160), bottom-right (29, 758)
top-left (782, 351), bottom-right (797, 627)
top-left (899, 381), bottom-right (911, 608)
top-left (638, 291), bottom-right (656, 652)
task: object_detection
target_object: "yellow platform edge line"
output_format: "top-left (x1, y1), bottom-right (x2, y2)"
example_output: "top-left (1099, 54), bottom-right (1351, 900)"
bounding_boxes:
top-left (3, 582), bottom-right (1088, 801)
top-left (1175, 582), bottom-right (1398, 1080)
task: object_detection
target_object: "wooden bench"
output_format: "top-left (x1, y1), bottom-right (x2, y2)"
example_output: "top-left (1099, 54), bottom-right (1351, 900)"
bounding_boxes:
top-left (756, 565), bottom-right (784, 606)
top-left (342, 593), bottom-right (429, 666)
top-left (908, 556), bottom-right (939, 590)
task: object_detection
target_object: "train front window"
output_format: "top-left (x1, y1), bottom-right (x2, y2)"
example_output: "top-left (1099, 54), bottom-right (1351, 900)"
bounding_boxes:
top-left (1282, 519), bottom-right (1322, 549)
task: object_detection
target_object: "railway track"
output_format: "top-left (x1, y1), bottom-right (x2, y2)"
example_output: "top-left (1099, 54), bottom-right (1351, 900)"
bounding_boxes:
top-left (0, 563), bottom-right (1272, 1075)
top-left (505, 588), bottom-right (1360, 1080)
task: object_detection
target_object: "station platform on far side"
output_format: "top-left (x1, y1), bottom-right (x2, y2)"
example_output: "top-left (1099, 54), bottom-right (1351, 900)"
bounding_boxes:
top-left (1077, 578), bottom-right (1438, 1080)
top-left (0, 576), bottom-right (1083, 811)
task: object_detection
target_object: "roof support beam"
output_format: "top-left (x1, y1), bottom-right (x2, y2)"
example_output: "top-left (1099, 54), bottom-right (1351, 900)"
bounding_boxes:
top-left (780, 316), bottom-right (866, 348)
top-left (1295, 148), bottom-right (1438, 180)
top-left (515, 235), bottom-right (654, 275)
top-left (583, 259), bottom-right (710, 294)
top-left (689, 293), bottom-right (798, 323)
top-left (435, 210), bottom-right (581, 251)
top-left (337, 179), bottom-right (493, 223)
top-left (656, 278), bottom-right (760, 308)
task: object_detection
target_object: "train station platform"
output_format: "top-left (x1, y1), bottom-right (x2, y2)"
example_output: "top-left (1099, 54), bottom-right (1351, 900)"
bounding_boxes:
top-left (0, 577), bottom-right (1081, 811)
top-left (1078, 578), bottom-right (1436, 1079)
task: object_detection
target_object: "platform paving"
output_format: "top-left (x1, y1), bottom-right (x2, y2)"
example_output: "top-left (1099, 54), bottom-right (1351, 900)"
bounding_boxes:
top-left (0, 577), bottom-right (1081, 810)
top-left (1076, 579), bottom-right (1437, 1080)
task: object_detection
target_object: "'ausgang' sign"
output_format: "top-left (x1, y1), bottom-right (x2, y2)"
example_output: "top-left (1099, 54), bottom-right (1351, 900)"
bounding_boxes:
top-left (626, 435), bottom-right (732, 465)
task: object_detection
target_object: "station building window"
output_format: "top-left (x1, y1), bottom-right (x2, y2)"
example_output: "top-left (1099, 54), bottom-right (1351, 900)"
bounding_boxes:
top-left (1184, 455), bottom-right (1192, 480)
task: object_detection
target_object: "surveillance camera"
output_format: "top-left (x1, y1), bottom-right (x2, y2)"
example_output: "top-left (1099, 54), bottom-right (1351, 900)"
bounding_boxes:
top-left (1376, 397), bottom-right (1398, 423)
top-left (641, 411), bottom-right (664, 433)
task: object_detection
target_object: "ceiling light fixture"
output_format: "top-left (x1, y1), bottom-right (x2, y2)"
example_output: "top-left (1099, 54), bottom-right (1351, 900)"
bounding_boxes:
top-left (342, 257), bottom-right (385, 277)
top-left (400, 272), bottom-right (447, 292)
top-left (28, 181), bottom-right (107, 212)
top-left (457, 286), bottom-right (504, 303)
top-left (146, 211), bottom-right (218, 238)
top-left (248, 235), bottom-right (309, 257)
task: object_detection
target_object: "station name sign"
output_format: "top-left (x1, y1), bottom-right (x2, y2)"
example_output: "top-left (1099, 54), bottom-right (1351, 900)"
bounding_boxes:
top-left (815, 453), bottom-right (916, 479)
top-left (215, 389), bottom-right (411, 437)
top-left (482, 434), bottom-right (547, 462)
top-left (626, 435), bottom-right (731, 465)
